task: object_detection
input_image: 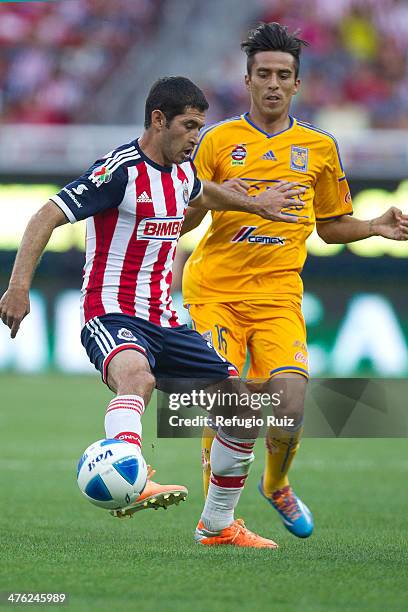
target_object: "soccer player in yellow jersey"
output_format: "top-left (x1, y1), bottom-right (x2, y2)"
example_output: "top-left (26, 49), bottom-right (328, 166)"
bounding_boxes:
top-left (182, 22), bottom-right (408, 539)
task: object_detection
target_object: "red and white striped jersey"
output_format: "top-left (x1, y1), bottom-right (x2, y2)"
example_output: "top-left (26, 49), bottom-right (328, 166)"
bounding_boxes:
top-left (51, 139), bottom-right (203, 328)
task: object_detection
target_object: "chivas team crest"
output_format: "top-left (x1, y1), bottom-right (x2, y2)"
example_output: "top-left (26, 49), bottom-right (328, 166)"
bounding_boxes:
top-left (182, 180), bottom-right (189, 205)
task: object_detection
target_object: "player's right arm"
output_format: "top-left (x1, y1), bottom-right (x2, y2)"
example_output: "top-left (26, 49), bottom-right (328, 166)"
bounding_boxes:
top-left (0, 201), bottom-right (68, 338)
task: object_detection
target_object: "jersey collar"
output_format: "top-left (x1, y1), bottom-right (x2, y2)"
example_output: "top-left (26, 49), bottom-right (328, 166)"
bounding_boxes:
top-left (134, 138), bottom-right (173, 173)
top-left (242, 113), bottom-right (295, 139)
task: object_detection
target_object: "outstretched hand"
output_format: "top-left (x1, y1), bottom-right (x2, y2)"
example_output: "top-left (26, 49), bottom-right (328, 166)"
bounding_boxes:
top-left (371, 206), bottom-right (408, 241)
top-left (252, 181), bottom-right (307, 223)
top-left (0, 287), bottom-right (30, 338)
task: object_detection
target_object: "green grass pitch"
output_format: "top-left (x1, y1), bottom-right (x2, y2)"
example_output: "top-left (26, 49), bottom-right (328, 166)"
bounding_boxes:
top-left (0, 374), bottom-right (407, 611)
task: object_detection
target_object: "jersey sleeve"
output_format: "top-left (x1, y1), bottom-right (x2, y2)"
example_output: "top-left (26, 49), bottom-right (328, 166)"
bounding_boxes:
top-left (314, 140), bottom-right (353, 222)
top-left (192, 127), bottom-right (217, 181)
top-left (50, 160), bottom-right (128, 224)
top-left (189, 161), bottom-right (203, 202)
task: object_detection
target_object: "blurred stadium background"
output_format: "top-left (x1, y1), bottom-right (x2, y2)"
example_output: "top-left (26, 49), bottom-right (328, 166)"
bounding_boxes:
top-left (0, 0), bottom-right (407, 378)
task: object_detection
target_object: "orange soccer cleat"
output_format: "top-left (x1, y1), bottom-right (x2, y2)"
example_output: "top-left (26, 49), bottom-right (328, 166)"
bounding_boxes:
top-left (194, 518), bottom-right (279, 548)
top-left (111, 466), bottom-right (188, 518)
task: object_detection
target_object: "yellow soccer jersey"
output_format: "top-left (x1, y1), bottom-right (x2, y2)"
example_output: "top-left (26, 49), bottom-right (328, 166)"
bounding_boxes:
top-left (183, 114), bottom-right (353, 304)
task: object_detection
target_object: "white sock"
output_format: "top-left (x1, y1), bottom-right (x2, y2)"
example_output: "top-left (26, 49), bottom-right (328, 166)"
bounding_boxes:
top-left (200, 429), bottom-right (255, 532)
top-left (104, 394), bottom-right (144, 452)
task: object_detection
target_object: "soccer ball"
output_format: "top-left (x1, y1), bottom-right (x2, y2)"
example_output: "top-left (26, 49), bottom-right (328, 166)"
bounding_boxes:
top-left (77, 439), bottom-right (148, 510)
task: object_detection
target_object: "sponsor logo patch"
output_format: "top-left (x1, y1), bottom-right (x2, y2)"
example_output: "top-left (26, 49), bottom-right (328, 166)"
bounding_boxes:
top-left (294, 351), bottom-right (308, 365)
top-left (117, 328), bottom-right (137, 341)
top-left (62, 187), bottom-right (82, 208)
top-left (72, 184), bottom-right (88, 195)
top-left (293, 340), bottom-right (307, 352)
top-left (290, 146), bottom-right (309, 172)
top-left (231, 226), bottom-right (285, 245)
top-left (90, 165), bottom-right (112, 187)
top-left (231, 144), bottom-right (247, 166)
top-left (137, 216), bottom-right (183, 241)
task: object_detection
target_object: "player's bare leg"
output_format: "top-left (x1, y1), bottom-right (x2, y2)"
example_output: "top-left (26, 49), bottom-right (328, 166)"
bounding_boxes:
top-left (259, 374), bottom-right (313, 538)
top-left (106, 350), bottom-right (187, 518)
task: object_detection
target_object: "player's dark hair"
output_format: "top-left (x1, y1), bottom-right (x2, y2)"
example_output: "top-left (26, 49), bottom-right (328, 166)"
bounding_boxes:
top-left (241, 22), bottom-right (309, 78)
top-left (144, 76), bottom-right (209, 128)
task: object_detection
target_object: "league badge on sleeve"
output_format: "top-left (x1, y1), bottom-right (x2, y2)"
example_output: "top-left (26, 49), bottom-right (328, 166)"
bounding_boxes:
top-left (290, 146), bottom-right (309, 172)
top-left (231, 144), bottom-right (247, 166)
top-left (90, 165), bottom-right (113, 187)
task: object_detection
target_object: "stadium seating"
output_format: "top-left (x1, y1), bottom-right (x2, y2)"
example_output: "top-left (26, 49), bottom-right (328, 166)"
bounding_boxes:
top-left (0, 0), bottom-right (407, 128)
top-left (0, 0), bottom-right (163, 123)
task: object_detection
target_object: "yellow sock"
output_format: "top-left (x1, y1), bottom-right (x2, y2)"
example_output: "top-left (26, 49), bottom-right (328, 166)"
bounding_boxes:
top-left (201, 426), bottom-right (216, 498)
top-left (262, 425), bottom-right (303, 495)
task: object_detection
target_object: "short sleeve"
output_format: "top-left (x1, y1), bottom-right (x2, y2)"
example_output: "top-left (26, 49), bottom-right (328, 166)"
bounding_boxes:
top-left (192, 127), bottom-right (217, 181)
top-left (314, 140), bottom-right (353, 222)
top-left (50, 159), bottom-right (128, 223)
top-left (189, 161), bottom-right (203, 202)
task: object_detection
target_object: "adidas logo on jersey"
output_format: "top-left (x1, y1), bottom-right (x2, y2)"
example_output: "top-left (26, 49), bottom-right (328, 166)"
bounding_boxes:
top-left (261, 150), bottom-right (277, 161)
top-left (136, 191), bottom-right (153, 203)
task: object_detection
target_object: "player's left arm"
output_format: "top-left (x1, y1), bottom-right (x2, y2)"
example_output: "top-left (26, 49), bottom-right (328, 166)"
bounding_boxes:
top-left (191, 179), bottom-right (306, 223)
top-left (317, 207), bottom-right (408, 243)
top-left (312, 138), bottom-right (408, 244)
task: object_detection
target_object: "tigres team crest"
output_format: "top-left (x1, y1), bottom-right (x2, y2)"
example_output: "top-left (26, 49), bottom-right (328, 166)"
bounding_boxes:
top-left (290, 145), bottom-right (309, 172)
top-left (231, 144), bottom-right (247, 166)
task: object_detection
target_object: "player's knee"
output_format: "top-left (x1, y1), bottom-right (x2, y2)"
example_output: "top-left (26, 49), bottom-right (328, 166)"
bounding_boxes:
top-left (270, 376), bottom-right (306, 426)
top-left (275, 394), bottom-right (304, 425)
top-left (118, 368), bottom-right (155, 394)
top-left (107, 350), bottom-right (155, 397)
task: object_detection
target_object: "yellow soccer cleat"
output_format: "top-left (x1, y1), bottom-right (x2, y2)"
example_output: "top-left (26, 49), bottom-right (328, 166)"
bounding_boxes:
top-left (111, 466), bottom-right (188, 518)
top-left (194, 519), bottom-right (279, 548)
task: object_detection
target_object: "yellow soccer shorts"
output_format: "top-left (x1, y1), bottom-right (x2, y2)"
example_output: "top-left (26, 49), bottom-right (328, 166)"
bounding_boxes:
top-left (188, 300), bottom-right (309, 379)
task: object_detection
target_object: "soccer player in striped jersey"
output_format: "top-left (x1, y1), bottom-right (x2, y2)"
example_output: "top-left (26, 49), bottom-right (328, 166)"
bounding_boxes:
top-left (182, 23), bottom-right (408, 539)
top-left (0, 76), bottom-right (307, 548)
